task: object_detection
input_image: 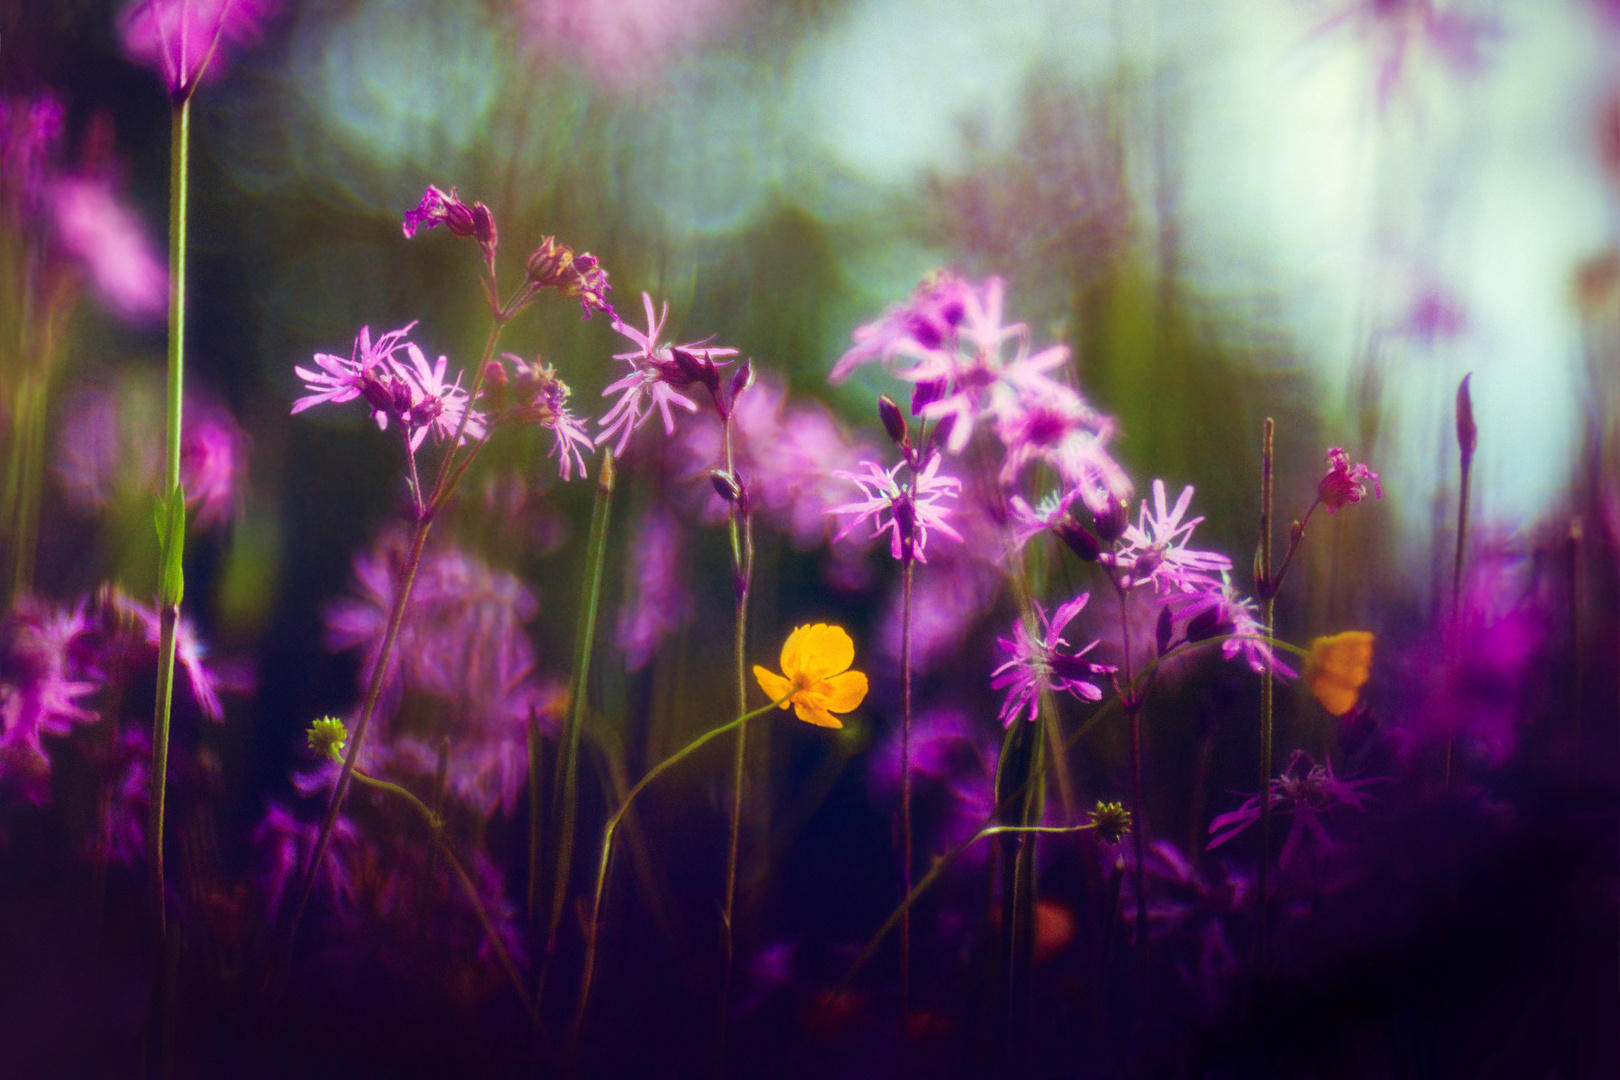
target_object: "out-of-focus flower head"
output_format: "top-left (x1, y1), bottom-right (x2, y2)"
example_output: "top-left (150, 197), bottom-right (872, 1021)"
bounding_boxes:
top-left (1207, 750), bottom-right (1378, 872)
top-left (752, 623), bottom-right (868, 729)
top-left (483, 354), bottom-right (592, 481)
top-left (109, 591), bottom-right (246, 722)
top-left (118, 0), bottom-right (279, 98)
top-left (525, 236), bottom-right (613, 320)
top-left (1304, 631), bottom-right (1375, 716)
top-left (521, 0), bottom-right (746, 95)
top-left (253, 801), bottom-right (360, 921)
top-left (45, 176), bottom-right (167, 321)
top-left (0, 93), bottom-right (65, 221)
top-left (1307, 0), bottom-right (1498, 111)
top-left (616, 505), bottom-right (691, 671)
top-left (0, 595), bottom-right (102, 787)
top-left (57, 384), bottom-right (248, 527)
top-left (180, 400), bottom-right (249, 527)
top-left (990, 592), bottom-right (1111, 727)
top-left (1111, 481), bottom-right (1233, 594)
top-left (1317, 447), bottom-right (1382, 512)
top-left (830, 454), bottom-right (963, 564)
top-left (1398, 540), bottom-right (1551, 768)
top-left (831, 272), bottom-right (970, 384)
top-left (597, 293), bottom-right (736, 457)
top-left (95, 729), bottom-right (151, 865)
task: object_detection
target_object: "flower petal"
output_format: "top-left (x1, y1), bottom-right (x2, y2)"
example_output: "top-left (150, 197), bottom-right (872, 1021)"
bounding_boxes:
top-left (781, 623), bottom-right (854, 682)
top-left (792, 700), bottom-right (844, 729)
top-left (817, 669), bottom-right (869, 714)
top-left (753, 666), bottom-right (795, 709)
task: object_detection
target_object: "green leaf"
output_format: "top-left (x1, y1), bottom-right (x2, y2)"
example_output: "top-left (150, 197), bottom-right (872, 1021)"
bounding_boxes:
top-left (158, 486), bottom-right (187, 608)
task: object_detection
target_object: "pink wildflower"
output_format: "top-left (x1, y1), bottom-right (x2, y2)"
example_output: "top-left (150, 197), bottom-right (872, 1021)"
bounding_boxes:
top-left (1318, 447), bottom-right (1382, 512)
top-left (118, 0), bottom-right (279, 97)
top-left (990, 593), bottom-right (1111, 727)
top-left (830, 454), bottom-right (963, 563)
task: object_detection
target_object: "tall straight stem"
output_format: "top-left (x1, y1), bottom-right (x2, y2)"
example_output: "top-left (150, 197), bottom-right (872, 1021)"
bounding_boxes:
top-left (546, 450), bottom-right (616, 957)
top-left (148, 97), bottom-right (190, 938)
top-left (719, 421), bottom-right (754, 1072)
top-left (899, 557), bottom-right (915, 1068)
top-left (1117, 584), bottom-right (1148, 954)
top-left (1257, 418), bottom-right (1275, 978)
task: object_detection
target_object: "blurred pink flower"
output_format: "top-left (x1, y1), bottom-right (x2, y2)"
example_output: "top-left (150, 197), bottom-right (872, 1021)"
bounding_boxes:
top-left (1308, 0), bottom-right (1498, 109)
top-left (522, 0), bottom-right (744, 94)
top-left (0, 596), bottom-right (102, 785)
top-left (45, 177), bottom-right (166, 321)
top-left (118, 0), bottom-right (279, 95)
top-left (616, 506), bottom-right (691, 671)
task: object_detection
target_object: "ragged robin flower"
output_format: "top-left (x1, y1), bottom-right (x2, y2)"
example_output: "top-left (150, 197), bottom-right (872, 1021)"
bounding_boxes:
top-left (1304, 631), bottom-right (1375, 716)
top-left (752, 624), bottom-right (868, 729)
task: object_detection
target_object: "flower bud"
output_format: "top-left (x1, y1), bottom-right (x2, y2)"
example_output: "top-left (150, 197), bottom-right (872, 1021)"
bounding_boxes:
top-left (878, 395), bottom-right (908, 446)
top-left (525, 235), bottom-right (613, 318)
top-left (307, 716), bottom-right (348, 760)
top-left (1054, 517), bottom-right (1102, 562)
top-left (1455, 372), bottom-right (1477, 467)
top-left (926, 414), bottom-right (956, 460)
top-left (1092, 493), bottom-right (1128, 545)
top-left (481, 359), bottom-right (508, 412)
top-left (1088, 800), bottom-right (1132, 846)
top-left (710, 469), bottom-right (742, 504)
top-left (727, 358), bottom-right (754, 406)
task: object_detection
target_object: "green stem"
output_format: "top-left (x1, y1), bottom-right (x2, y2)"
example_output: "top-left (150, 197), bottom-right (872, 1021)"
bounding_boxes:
top-left (574, 699), bottom-right (784, 1038)
top-left (148, 96), bottom-right (189, 938)
top-left (718, 419), bottom-right (754, 1071)
top-left (345, 766), bottom-right (534, 1016)
top-left (544, 449), bottom-right (616, 958)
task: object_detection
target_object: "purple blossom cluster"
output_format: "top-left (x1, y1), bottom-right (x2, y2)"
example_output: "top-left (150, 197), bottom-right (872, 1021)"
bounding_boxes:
top-left (321, 534), bottom-right (561, 817)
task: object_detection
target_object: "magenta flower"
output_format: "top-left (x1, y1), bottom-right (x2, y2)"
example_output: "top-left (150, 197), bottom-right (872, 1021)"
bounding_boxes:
top-left (597, 293), bottom-right (737, 456)
top-left (254, 802), bottom-right (360, 921)
top-left (0, 94), bottom-right (65, 218)
top-left (1318, 447), bottom-right (1382, 512)
top-left (110, 593), bottom-right (241, 721)
top-left (1111, 480), bottom-right (1233, 594)
top-left (0, 596), bottom-right (102, 769)
top-left (616, 507), bottom-right (691, 671)
top-left (1309, 0), bottom-right (1498, 110)
top-left (293, 324), bottom-right (484, 453)
top-left (830, 453), bottom-right (963, 563)
top-left (180, 401), bottom-right (248, 528)
top-left (46, 176), bottom-right (167, 321)
top-left (1171, 571), bottom-right (1297, 678)
top-left (1207, 750), bottom-right (1378, 872)
top-left (830, 271), bottom-right (970, 383)
top-left (97, 730), bottom-right (151, 865)
top-left (117, 0), bottom-right (279, 97)
top-left (401, 184), bottom-right (495, 246)
top-left (990, 592), bottom-right (1110, 727)
top-left (486, 354), bottom-right (592, 481)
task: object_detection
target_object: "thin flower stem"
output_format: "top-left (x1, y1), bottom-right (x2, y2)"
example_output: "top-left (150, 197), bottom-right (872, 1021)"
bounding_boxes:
top-left (1257, 417), bottom-right (1275, 979)
top-left (148, 96), bottom-right (190, 939)
top-left (899, 556), bottom-right (914, 1067)
top-left (718, 418), bottom-right (754, 1073)
top-left (544, 449), bottom-right (616, 959)
top-left (1114, 576), bottom-right (1149, 956)
top-left (833, 631), bottom-right (1312, 1009)
top-left (573, 699), bottom-right (785, 1039)
top-left (286, 311), bottom-right (512, 961)
top-left (343, 766), bottom-right (535, 1016)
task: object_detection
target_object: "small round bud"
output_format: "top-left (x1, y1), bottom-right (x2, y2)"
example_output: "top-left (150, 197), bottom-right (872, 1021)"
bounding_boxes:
top-left (710, 470), bottom-right (742, 504)
top-left (308, 716), bottom-right (348, 760)
top-left (1088, 800), bottom-right (1133, 846)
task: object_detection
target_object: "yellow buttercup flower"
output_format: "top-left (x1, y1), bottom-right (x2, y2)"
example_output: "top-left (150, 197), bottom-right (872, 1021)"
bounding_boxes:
top-left (753, 623), bottom-right (869, 729)
top-left (1304, 631), bottom-right (1375, 716)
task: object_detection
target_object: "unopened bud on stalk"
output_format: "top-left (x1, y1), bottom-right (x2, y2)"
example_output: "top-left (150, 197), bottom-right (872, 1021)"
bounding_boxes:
top-left (710, 470), bottom-right (742, 505)
top-left (878, 395), bottom-right (908, 446)
top-left (1093, 494), bottom-right (1128, 545)
top-left (1054, 517), bottom-right (1102, 562)
top-left (1455, 373), bottom-right (1477, 468)
top-left (727, 358), bottom-right (754, 406)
